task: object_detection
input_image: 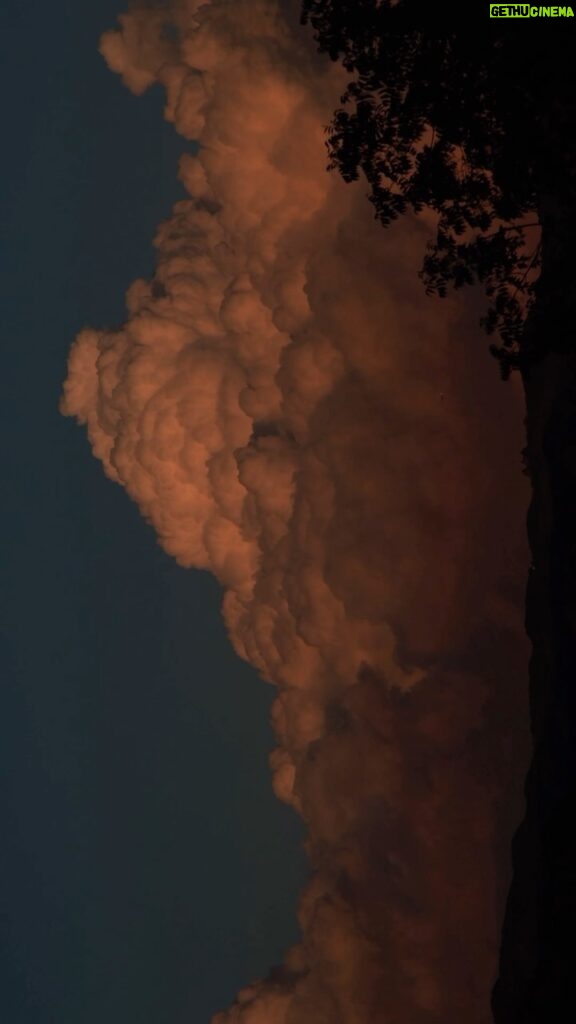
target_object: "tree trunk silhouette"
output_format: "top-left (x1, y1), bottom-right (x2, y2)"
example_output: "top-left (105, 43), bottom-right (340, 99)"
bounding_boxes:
top-left (492, 201), bottom-right (576, 1018)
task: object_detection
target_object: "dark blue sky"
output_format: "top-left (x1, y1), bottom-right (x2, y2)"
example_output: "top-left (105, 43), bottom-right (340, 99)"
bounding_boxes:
top-left (1, 3), bottom-right (306, 1021)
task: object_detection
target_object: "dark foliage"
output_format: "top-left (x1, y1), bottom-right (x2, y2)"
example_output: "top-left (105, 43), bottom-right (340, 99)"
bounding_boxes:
top-left (300, 1), bottom-right (576, 375)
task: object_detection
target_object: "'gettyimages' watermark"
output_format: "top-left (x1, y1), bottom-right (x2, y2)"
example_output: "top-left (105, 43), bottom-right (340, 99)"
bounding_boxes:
top-left (490, 4), bottom-right (574, 13)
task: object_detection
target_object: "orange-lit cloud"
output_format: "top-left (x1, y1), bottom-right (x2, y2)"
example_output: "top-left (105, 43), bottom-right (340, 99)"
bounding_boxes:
top-left (61, 2), bottom-right (531, 1020)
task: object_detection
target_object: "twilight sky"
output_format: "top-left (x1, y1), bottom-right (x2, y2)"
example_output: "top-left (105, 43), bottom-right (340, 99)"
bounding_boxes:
top-left (1, 2), bottom-right (306, 1022)
top-left (4, 2), bottom-right (536, 1023)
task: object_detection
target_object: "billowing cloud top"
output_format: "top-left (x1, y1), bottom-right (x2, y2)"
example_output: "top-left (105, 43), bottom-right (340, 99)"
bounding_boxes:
top-left (61, 2), bottom-right (531, 1021)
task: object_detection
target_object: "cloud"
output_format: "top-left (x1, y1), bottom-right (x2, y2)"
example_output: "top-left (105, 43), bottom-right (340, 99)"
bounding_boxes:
top-left (61, 2), bottom-right (531, 1020)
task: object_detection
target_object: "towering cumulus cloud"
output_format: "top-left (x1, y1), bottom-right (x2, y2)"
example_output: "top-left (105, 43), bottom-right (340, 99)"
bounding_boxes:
top-left (61, 2), bottom-right (531, 1020)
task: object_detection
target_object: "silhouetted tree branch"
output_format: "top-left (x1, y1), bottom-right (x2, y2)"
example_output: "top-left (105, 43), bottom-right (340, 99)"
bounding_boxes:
top-left (300, 1), bottom-right (576, 376)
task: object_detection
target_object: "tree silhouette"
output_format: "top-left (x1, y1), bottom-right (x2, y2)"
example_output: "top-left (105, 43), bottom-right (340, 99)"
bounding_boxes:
top-left (300, 5), bottom-right (576, 1021)
top-left (300, 1), bottom-right (576, 378)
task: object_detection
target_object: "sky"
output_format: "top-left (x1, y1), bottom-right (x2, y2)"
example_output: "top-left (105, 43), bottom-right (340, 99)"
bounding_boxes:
top-left (4, 2), bottom-right (536, 1023)
top-left (1, 3), bottom-right (306, 1022)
